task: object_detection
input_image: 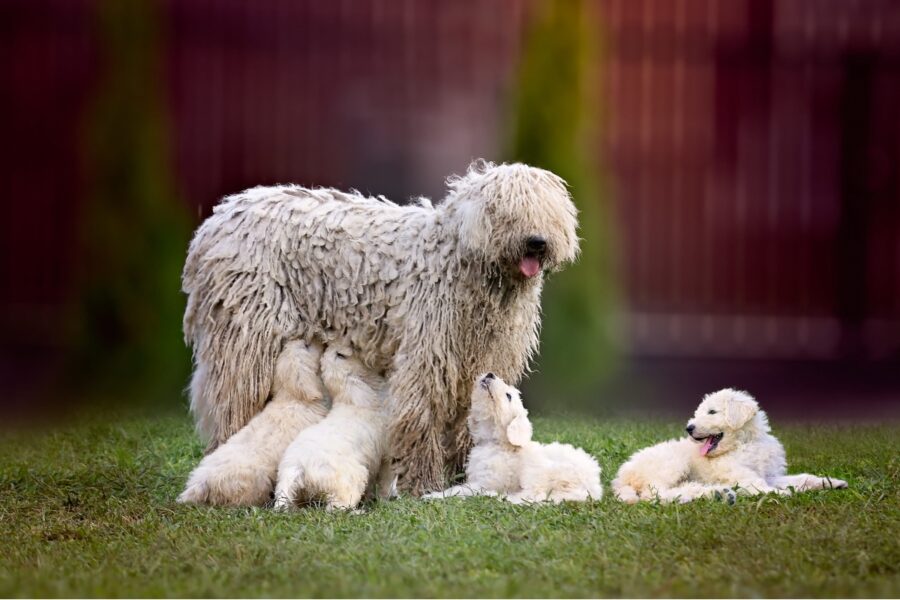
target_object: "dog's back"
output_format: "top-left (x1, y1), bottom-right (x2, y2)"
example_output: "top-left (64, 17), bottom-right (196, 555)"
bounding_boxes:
top-left (519, 441), bottom-right (603, 502)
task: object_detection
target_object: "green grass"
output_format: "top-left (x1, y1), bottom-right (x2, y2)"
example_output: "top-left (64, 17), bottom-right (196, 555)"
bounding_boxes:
top-left (0, 411), bottom-right (897, 598)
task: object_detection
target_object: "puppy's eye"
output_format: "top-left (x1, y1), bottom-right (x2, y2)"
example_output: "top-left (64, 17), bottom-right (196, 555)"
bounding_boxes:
top-left (336, 352), bottom-right (348, 359)
top-left (506, 393), bottom-right (512, 401)
top-left (708, 409), bottom-right (717, 415)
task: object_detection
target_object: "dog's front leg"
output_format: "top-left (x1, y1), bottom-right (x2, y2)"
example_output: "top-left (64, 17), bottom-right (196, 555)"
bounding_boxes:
top-left (387, 360), bottom-right (450, 496)
top-left (658, 483), bottom-right (736, 504)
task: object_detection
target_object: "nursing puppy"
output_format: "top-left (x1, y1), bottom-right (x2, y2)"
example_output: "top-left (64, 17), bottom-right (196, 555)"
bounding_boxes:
top-left (424, 373), bottom-right (602, 504)
top-left (273, 347), bottom-right (394, 511)
top-left (612, 388), bottom-right (848, 503)
top-left (178, 341), bottom-right (328, 506)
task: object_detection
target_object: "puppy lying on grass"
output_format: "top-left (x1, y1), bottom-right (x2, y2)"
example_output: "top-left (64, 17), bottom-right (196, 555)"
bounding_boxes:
top-left (425, 373), bottom-right (602, 504)
top-left (274, 347), bottom-right (394, 511)
top-left (612, 388), bottom-right (848, 504)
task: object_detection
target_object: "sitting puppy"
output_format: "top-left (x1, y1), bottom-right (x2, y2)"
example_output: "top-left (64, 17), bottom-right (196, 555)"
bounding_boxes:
top-left (424, 373), bottom-right (602, 504)
top-left (612, 388), bottom-right (848, 504)
top-left (273, 346), bottom-right (394, 510)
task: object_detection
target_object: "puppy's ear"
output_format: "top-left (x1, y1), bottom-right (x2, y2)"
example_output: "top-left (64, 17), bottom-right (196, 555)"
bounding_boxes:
top-left (505, 411), bottom-right (533, 447)
top-left (725, 392), bottom-right (759, 429)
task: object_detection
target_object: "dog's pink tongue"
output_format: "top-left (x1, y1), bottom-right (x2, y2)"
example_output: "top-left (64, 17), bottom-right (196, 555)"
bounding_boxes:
top-left (519, 256), bottom-right (541, 278)
top-left (700, 437), bottom-right (715, 456)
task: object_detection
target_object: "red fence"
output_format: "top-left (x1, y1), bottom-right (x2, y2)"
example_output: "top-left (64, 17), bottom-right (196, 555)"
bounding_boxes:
top-left (2, 0), bottom-right (899, 362)
top-left (604, 0), bottom-right (900, 359)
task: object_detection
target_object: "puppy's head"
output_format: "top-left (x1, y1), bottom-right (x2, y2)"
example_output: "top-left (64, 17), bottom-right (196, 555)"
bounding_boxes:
top-left (685, 388), bottom-right (760, 457)
top-left (468, 373), bottom-right (532, 447)
top-left (320, 345), bottom-right (383, 403)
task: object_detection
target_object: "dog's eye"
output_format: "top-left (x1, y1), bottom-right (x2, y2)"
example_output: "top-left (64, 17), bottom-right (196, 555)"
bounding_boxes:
top-left (506, 393), bottom-right (512, 401)
top-left (708, 409), bottom-right (717, 415)
top-left (336, 352), bottom-right (348, 359)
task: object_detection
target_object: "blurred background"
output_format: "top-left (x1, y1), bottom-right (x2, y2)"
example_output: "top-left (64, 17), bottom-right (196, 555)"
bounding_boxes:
top-left (2, 0), bottom-right (899, 426)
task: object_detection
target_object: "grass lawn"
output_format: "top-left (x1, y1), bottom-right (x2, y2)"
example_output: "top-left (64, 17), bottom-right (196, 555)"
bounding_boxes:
top-left (0, 410), bottom-right (897, 598)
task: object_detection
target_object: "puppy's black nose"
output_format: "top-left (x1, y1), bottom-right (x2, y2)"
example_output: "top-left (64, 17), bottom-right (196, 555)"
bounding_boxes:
top-left (485, 372), bottom-right (495, 380)
top-left (686, 424), bottom-right (695, 434)
top-left (525, 236), bottom-right (547, 254)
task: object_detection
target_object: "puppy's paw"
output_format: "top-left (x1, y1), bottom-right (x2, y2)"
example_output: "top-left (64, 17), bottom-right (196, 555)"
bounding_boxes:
top-left (177, 480), bottom-right (209, 504)
top-left (272, 494), bottom-right (293, 511)
top-left (715, 487), bottom-right (737, 505)
top-left (181, 461), bottom-right (274, 507)
top-left (612, 487), bottom-right (640, 504)
top-left (827, 477), bottom-right (848, 489)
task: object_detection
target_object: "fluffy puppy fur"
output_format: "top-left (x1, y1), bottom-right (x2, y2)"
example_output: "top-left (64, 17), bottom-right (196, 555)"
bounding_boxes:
top-left (612, 388), bottom-right (848, 504)
top-left (424, 373), bottom-right (602, 504)
top-left (182, 160), bottom-right (579, 496)
top-left (273, 347), bottom-right (394, 511)
top-left (177, 341), bottom-right (327, 506)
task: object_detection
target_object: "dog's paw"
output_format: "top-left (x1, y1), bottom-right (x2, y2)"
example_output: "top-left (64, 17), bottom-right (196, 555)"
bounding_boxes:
top-left (180, 461), bottom-right (274, 507)
top-left (272, 494), bottom-right (293, 511)
top-left (714, 488), bottom-right (737, 505)
top-left (827, 477), bottom-right (848, 489)
top-left (177, 480), bottom-right (209, 504)
top-left (614, 492), bottom-right (640, 504)
top-left (421, 491), bottom-right (444, 500)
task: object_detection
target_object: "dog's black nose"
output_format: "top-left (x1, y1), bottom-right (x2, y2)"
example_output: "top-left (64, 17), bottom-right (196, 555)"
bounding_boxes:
top-left (485, 372), bottom-right (495, 380)
top-left (686, 424), bottom-right (695, 434)
top-left (525, 236), bottom-right (547, 254)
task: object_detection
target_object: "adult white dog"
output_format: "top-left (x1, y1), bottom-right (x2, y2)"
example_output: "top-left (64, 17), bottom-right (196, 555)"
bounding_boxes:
top-left (424, 373), bottom-right (602, 504)
top-left (611, 388), bottom-right (849, 503)
top-left (274, 347), bottom-right (393, 511)
top-left (181, 160), bottom-right (579, 498)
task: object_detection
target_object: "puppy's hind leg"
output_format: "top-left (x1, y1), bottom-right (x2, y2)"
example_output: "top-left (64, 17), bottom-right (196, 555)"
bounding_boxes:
top-left (422, 484), bottom-right (496, 500)
top-left (771, 473), bottom-right (848, 492)
top-left (178, 341), bottom-right (327, 507)
top-left (273, 466), bottom-right (304, 511)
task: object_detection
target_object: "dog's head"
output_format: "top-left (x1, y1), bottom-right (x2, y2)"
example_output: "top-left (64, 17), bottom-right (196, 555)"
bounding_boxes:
top-left (320, 345), bottom-right (384, 405)
top-left (468, 372), bottom-right (533, 447)
top-left (444, 161), bottom-right (579, 282)
top-left (685, 388), bottom-right (762, 457)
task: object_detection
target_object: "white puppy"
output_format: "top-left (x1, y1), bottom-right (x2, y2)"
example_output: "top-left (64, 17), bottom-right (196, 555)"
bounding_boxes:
top-left (425, 373), bottom-right (602, 504)
top-left (612, 388), bottom-right (848, 504)
top-left (273, 347), bottom-right (394, 511)
top-left (178, 341), bottom-right (328, 506)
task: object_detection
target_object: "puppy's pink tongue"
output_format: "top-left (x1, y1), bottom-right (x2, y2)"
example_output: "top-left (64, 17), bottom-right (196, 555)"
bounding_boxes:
top-left (700, 437), bottom-right (715, 456)
top-left (519, 256), bottom-right (541, 278)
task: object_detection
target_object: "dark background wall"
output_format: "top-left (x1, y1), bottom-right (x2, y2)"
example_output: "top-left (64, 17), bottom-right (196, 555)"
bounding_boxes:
top-left (2, 0), bottom-right (899, 422)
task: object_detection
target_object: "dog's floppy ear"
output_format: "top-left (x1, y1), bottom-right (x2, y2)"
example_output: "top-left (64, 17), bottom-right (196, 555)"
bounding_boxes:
top-left (725, 391), bottom-right (759, 429)
top-left (506, 411), bottom-right (533, 447)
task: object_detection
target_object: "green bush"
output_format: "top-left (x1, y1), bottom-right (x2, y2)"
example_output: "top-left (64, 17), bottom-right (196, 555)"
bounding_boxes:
top-left (69, 0), bottom-right (190, 402)
top-left (507, 0), bottom-right (619, 409)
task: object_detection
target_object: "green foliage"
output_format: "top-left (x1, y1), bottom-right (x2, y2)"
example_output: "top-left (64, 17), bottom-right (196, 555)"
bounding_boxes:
top-left (70, 0), bottom-right (190, 399)
top-left (0, 414), bottom-right (897, 597)
top-left (507, 0), bottom-right (619, 408)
